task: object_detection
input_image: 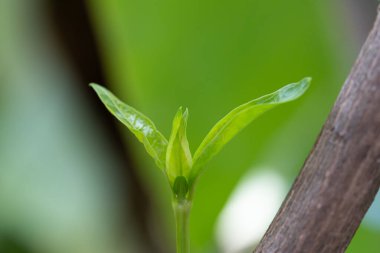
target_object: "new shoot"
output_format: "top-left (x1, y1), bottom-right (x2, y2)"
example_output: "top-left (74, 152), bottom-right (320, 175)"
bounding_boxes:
top-left (90, 77), bottom-right (311, 253)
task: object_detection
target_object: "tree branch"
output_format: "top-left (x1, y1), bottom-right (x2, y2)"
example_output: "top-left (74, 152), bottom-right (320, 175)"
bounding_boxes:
top-left (254, 7), bottom-right (380, 253)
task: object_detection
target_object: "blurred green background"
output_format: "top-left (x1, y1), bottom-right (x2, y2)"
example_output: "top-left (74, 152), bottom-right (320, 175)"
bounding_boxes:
top-left (0, 0), bottom-right (379, 252)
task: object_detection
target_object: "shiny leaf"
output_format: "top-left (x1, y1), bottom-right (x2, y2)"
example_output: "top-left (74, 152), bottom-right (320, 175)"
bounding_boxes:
top-left (90, 83), bottom-right (168, 170)
top-left (190, 77), bottom-right (311, 182)
top-left (166, 107), bottom-right (193, 186)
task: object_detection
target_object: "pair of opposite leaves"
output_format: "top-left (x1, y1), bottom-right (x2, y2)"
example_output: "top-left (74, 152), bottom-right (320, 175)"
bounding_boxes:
top-left (91, 78), bottom-right (311, 199)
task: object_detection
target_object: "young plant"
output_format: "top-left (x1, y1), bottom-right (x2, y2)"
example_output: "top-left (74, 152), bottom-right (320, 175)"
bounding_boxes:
top-left (90, 77), bottom-right (311, 253)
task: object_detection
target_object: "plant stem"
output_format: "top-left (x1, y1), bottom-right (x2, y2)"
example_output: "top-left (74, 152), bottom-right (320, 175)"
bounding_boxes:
top-left (172, 198), bottom-right (192, 253)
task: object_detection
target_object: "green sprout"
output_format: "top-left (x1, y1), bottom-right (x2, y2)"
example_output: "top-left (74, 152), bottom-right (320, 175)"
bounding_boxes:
top-left (90, 77), bottom-right (311, 253)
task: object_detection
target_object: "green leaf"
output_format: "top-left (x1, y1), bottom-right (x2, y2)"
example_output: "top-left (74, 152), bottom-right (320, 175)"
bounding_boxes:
top-left (190, 77), bottom-right (311, 182)
top-left (90, 83), bottom-right (168, 170)
top-left (166, 107), bottom-right (193, 186)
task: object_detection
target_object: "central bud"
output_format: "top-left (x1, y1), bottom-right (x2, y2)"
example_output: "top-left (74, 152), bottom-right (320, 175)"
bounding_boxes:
top-left (173, 176), bottom-right (189, 200)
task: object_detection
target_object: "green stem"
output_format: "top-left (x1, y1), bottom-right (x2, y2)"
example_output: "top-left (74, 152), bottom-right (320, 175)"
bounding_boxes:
top-left (172, 198), bottom-right (192, 253)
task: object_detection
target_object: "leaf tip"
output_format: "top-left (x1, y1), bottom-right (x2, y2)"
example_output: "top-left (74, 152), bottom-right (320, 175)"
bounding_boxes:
top-left (174, 106), bottom-right (190, 120)
top-left (276, 77), bottom-right (311, 102)
top-left (304, 76), bottom-right (312, 82)
top-left (175, 106), bottom-right (184, 118)
top-left (89, 83), bottom-right (105, 95)
top-left (89, 82), bottom-right (99, 88)
top-left (300, 77), bottom-right (312, 89)
top-left (297, 76), bottom-right (312, 96)
top-left (183, 107), bottom-right (189, 118)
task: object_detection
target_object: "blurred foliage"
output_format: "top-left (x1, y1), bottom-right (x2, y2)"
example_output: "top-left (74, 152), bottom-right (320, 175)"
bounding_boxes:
top-left (0, 1), bottom-right (138, 253)
top-left (347, 225), bottom-right (380, 253)
top-left (0, 0), bottom-right (378, 252)
top-left (0, 235), bottom-right (33, 253)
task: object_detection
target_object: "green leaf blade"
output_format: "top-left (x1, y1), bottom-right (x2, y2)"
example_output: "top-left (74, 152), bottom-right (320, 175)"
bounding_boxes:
top-left (190, 77), bottom-right (311, 182)
top-left (90, 83), bottom-right (168, 170)
top-left (166, 107), bottom-right (193, 186)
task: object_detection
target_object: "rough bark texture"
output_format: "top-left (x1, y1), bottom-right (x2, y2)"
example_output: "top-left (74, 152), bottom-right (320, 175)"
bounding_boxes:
top-left (254, 7), bottom-right (380, 253)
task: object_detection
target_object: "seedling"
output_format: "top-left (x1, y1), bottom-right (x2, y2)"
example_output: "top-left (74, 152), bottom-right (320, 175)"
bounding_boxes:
top-left (90, 77), bottom-right (311, 253)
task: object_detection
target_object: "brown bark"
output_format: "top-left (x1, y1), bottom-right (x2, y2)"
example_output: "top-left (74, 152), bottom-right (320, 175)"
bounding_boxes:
top-left (254, 6), bottom-right (380, 253)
